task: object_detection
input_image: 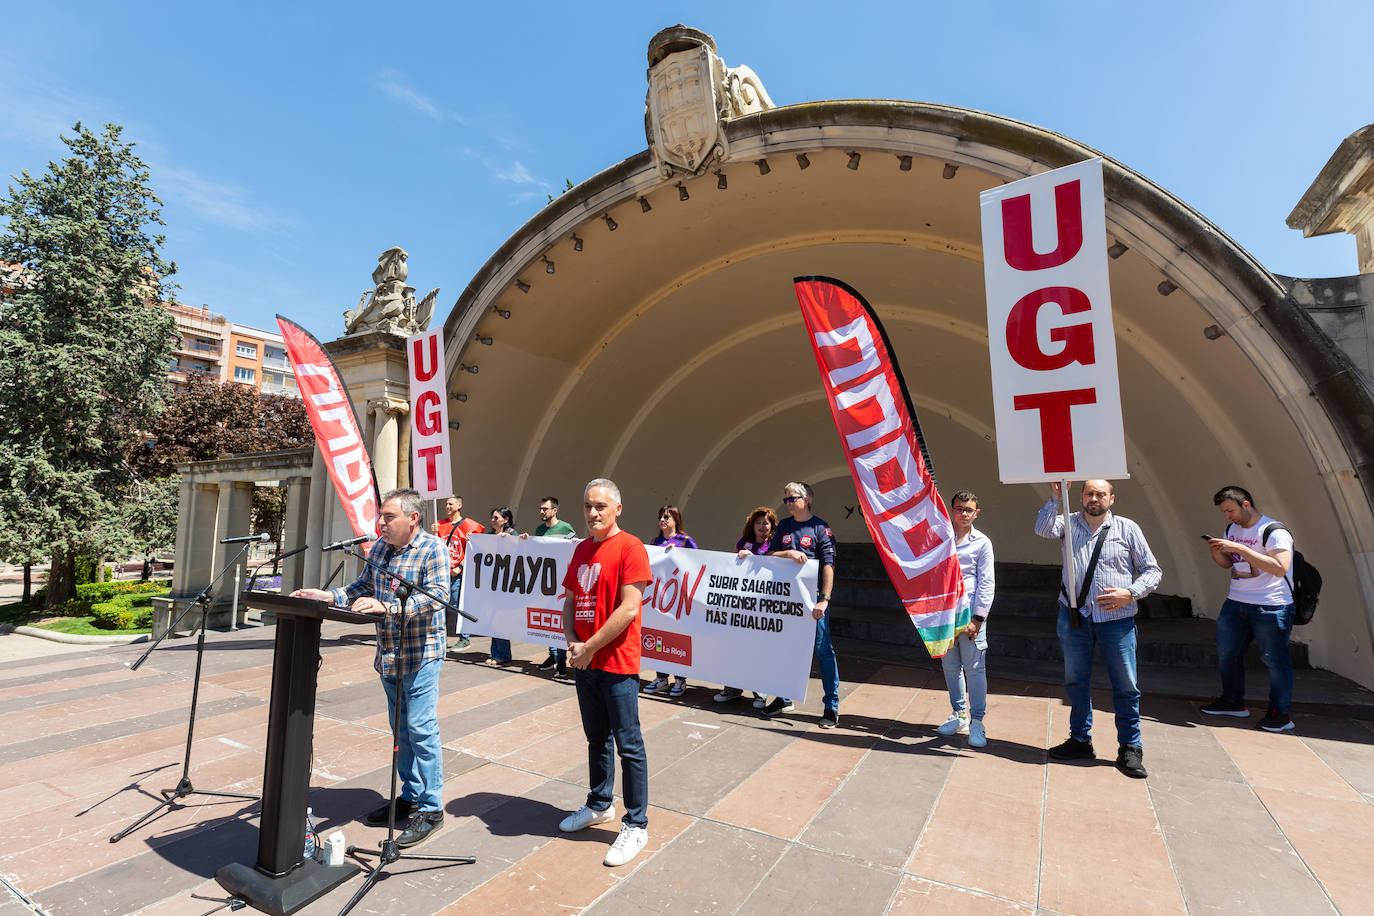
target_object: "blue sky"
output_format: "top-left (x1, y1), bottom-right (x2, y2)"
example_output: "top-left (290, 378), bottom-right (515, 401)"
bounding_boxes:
top-left (2, 1), bottom-right (1366, 341)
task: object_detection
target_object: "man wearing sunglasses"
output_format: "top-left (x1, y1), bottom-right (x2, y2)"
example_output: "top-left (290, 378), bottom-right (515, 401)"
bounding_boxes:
top-left (763, 482), bottom-right (840, 728)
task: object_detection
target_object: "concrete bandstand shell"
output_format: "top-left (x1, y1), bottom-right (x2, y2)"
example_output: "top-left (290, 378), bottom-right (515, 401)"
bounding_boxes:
top-left (440, 99), bottom-right (1374, 689)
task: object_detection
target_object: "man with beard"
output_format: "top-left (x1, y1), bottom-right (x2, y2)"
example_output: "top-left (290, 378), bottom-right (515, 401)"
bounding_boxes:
top-left (1035, 480), bottom-right (1161, 778)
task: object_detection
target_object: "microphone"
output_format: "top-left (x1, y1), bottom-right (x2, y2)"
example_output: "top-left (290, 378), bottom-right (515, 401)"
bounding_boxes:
top-left (323, 534), bottom-right (369, 552)
top-left (272, 543), bottom-right (310, 562)
top-left (220, 532), bottom-right (271, 544)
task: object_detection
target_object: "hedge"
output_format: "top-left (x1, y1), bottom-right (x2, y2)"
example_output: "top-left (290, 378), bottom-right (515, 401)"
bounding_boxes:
top-left (33, 579), bottom-right (171, 612)
top-left (90, 588), bottom-right (168, 630)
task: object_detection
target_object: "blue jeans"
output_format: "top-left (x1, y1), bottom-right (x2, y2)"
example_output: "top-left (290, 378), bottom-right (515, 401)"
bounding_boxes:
top-left (941, 625), bottom-right (988, 720)
top-left (489, 637), bottom-right (512, 661)
top-left (1217, 598), bottom-right (1294, 714)
top-left (1057, 605), bottom-right (1141, 747)
top-left (574, 668), bottom-right (648, 827)
top-left (380, 655), bottom-right (444, 811)
top-left (780, 614), bottom-right (840, 710)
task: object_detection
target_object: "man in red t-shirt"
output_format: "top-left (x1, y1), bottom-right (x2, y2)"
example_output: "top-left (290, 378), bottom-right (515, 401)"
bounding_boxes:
top-left (432, 496), bottom-right (484, 650)
top-left (556, 477), bottom-right (652, 867)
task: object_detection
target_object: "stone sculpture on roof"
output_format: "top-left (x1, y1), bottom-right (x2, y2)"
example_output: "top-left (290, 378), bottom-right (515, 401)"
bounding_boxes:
top-left (645, 25), bottom-right (775, 178)
top-left (343, 246), bottom-right (439, 336)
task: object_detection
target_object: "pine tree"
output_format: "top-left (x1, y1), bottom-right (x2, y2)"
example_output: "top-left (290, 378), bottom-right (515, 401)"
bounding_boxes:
top-left (0, 123), bottom-right (178, 608)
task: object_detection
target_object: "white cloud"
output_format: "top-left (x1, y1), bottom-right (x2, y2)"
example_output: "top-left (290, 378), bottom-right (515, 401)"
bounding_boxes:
top-left (156, 164), bottom-right (286, 234)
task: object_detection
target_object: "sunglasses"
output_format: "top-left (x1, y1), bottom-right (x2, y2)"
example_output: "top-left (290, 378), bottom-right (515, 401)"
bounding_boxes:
top-left (783, 496), bottom-right (803, 504)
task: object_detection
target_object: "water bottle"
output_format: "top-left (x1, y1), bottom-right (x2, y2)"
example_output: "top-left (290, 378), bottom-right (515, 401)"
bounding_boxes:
top-left (303, 807), bottom-right (318, 860)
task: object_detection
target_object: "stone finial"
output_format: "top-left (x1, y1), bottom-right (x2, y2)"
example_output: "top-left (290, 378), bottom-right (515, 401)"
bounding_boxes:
top-left (344, 247), bottom-right (440, 336)
top-left (644, 25), bottom-right (775, 179)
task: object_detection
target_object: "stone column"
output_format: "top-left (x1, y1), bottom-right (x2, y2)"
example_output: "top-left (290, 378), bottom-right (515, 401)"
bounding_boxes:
top-left (159, 481), bottom-right (219, 638)
top-left (211, 481), bottom-right (256, 625)
top-left (174, 483), bottom-right (220, 596)
top-left (303, 445), bottom-right (328, 587)
top-left (281, 474), bottom-right (312, 595)
top-left (371, 400), bottom-right (407, 496)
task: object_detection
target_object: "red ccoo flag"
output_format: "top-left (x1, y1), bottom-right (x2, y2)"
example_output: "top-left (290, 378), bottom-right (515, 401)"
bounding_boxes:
top-left (276, 316), bottom-right (381, 540)
top-left (792, 277), bottom-right (967, 657)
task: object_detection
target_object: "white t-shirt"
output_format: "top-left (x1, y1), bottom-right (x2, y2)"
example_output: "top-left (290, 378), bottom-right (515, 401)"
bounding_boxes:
top-left (1226, 515), bottom-right (1295, 605)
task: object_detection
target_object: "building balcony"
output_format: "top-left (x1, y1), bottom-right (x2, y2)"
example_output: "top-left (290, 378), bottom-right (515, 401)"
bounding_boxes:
top-left (262, 355), bottom-right (291, 371)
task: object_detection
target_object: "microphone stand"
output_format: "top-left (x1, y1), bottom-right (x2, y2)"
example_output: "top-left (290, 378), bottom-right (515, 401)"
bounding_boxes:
top-left (110, 539), bottom-right (261, 843)
top-left (331, 543), bottom-right (476, 916)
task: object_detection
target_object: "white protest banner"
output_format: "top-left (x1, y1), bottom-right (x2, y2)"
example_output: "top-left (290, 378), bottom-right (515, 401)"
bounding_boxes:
top-left (460, 535), bottom-right (819, 701)
top-left (406, 328), bottom-right (452, 499)
top-left (979, 158), bottom-right (1128, 483)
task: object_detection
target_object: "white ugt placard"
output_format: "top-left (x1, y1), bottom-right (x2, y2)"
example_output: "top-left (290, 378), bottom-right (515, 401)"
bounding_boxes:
top-left (406, 328), bottom-right (452, 499)
top-left (980, 158), bottom-right (1127, 484)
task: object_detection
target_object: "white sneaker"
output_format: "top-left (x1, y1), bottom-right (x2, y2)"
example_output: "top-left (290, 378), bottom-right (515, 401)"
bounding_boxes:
top-left (603, 824), bottom-right (648, 866)
top-left (643, 676), bottom-right (669, 694)
top-left (558, 805), bottom-right (615, 832)
top-left (937, 714), bottom-right (968, 736)
top-left (968, 719), bottom-right (987, 748)
top-left (669, 679), bottom-right (687, 697)
top-left (752, 693), bottom-right (767, 709)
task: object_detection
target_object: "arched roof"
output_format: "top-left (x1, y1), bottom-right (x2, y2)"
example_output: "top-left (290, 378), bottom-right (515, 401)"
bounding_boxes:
top-left (439, 99), bottom-right (1374, 687)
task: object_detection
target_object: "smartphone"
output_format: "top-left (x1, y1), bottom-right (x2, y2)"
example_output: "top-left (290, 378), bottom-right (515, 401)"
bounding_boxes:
top-left (1200, 534), bottom-right (1215, 541)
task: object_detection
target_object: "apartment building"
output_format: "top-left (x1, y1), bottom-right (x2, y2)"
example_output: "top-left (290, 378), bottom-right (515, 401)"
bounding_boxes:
top-left (227, 323), bottom-right (298, 397)
top-left (166, 302), bottom-right (229, 384)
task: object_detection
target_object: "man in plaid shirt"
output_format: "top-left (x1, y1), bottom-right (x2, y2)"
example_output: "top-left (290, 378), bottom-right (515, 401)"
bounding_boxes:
top-left (294, 487), bottom-right (450, 846)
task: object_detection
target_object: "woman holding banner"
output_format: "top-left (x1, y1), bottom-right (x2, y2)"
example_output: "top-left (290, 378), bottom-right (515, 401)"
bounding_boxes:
top-left (644, 505), bottom-right (697, 698)
top-left (715, 506), bottom-right (779, 706)
top-left (482, 507), bottom-right (520, 666)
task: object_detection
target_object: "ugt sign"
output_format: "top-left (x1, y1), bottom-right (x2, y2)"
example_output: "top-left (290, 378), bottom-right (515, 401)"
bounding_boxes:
top-left (980, 158), bottom-right (1127, 483)
top-left (406, 328), bottom-right (453, 499)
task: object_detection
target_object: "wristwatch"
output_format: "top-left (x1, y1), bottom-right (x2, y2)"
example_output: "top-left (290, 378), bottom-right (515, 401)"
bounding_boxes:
top-left (817, 592), bottom-right (830, 601)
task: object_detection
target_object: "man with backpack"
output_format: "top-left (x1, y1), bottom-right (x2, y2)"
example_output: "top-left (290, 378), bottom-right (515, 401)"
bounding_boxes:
top-left (1202, 486), bottom-right (1298, 732)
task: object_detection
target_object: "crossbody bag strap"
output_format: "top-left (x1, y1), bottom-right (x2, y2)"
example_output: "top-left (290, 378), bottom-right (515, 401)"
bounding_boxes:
top-left (1075, 524), bottom-right (1111, 609)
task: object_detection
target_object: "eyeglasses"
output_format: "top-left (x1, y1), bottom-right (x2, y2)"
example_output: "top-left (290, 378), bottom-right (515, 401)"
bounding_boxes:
top-left (658, 513), bottom-right (672, 520)
top-left (783, 496), bottom-right (803, 504)
top-left (951, 506), bottom-right (977, 514)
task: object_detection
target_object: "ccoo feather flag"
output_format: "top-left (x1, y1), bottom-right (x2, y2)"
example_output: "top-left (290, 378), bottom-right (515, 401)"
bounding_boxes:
top-left (276, 316), bottom-right (381, 540)
top-left (792, 277), bottom-right (968, 657)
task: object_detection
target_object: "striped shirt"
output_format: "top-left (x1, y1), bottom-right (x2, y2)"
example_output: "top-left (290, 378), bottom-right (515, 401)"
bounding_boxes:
top-left (1034, 500), bottom-right (1162, 622)
top-left (955, 527), bottom-right (995, 618)
top-left (331, 530), bottom-right (450, 678)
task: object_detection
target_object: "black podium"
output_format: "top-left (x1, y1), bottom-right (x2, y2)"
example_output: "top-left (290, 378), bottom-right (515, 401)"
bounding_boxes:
top-left (215, 592), bottom-right (373, 915)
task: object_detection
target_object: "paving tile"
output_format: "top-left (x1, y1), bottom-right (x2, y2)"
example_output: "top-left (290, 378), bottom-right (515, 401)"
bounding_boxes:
top-left (0, 694), bottom-right (263, 772)
top-left (1138, 697), bottom-right (1245, 782)
top-left (907, 748), bottom-right (1042, 906)
top-left (1210, 723), bottom-right (1363, 802)
top-left (707, 725), bottom-right (873, 839)
top-left (3, 679), bottom-right (240, 743)
top-left (1039, 756), bottom-right (1185, 915)
top-left (1148, 771), bottom-right (1336, 914)
top-left (802, 734), bottom-right (957, 868)
top-left (739, 843), bottom-right (901, 914)
top-left (0, 656), bottom-right (124, 690)
top-left (435, 805), bottom-right (696, 914)
top-left (647, 718), bottom-right (796, 816)
top-left (1295, 712), bottom-right (1374, 801)
top-left (1256, 786), bottom-right (1374, 915)
top-left (0, 664), bottom-right (151, 705)
top-left (590, 818), bottom-right (787, 914)
top-left (452, 695), bottom-right (584, 760)
top-left (889, 875), bottom-right (1035, 915)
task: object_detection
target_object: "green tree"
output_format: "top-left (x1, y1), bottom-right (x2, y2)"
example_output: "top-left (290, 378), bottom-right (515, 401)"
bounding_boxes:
top-left (0, 123), bottom-right (178, 609)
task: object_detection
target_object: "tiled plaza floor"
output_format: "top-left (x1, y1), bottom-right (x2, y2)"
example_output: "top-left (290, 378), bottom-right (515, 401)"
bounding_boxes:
top-left (1, 623), bottom-right (1371, 915)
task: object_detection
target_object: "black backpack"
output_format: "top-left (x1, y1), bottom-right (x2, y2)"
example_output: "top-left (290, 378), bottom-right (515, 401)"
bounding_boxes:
top-left (1257, 523), bottom-right (1322, 626)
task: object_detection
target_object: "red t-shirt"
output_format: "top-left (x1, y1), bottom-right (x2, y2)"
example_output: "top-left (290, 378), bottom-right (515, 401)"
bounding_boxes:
top-left (561, 529), bottom-right (651, 674)
top-left (435, 516), bottom-right (484, 573)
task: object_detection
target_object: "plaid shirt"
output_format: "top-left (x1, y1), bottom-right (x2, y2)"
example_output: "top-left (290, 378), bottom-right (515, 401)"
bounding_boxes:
top-left (331, 529), bottom-right (450, 678)
top-left (1034, 501), bottom-right (1162, 622)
